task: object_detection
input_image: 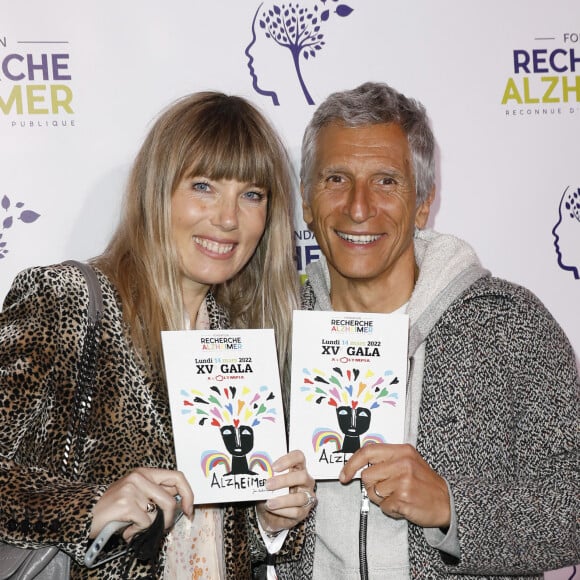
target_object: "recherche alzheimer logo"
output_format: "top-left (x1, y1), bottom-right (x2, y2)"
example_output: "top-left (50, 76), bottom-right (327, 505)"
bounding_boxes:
top-left (502, 32), bottom-right (580, 118)
top-left (246, 0), bottom-right (354, 106)
top-left (0, 33), bottom-right (76, 128)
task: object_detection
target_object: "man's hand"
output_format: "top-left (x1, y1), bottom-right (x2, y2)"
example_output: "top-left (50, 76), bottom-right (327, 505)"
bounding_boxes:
top-left (340, 443), bottom-right (450, 528)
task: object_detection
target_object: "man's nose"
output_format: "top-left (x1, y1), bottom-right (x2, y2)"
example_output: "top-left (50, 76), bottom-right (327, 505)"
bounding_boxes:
top-left (345, 181), bottom-right (375, 222)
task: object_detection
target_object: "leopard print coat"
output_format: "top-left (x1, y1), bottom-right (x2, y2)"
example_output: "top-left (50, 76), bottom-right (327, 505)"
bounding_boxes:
top-left (0, 262), bottom-right (313, 579)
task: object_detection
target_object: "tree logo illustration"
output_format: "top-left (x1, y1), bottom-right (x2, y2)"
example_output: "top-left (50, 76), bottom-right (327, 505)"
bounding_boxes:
top-left (0, 195), bottom-right (41, 260)
top-left (246, 0), bottom-right (354, 106)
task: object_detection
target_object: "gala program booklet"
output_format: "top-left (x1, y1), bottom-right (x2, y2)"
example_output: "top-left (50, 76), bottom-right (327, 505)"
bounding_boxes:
top-left (289, 310), bottom-right (409, 480)
top-left (162, 328), bottom-right (288, 503)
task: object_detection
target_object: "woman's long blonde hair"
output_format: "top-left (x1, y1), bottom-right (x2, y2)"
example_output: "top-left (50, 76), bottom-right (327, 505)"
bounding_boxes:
top-left (94, 92), bottom-right (298, 388)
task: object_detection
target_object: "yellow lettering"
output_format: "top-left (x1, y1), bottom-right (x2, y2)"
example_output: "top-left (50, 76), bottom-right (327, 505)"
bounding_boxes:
top-left (562, 75), bottom-right (580, 103)
top-left (522, 77), bottom-right (539, 104)
top-left (501, 78), bottom-right (522, 104)
top-left (50, 84), bottom-right (73, 113)
top-left (541, 77), bottom-right (559, 103)
top-left (0, 85), bottom-right (23, 114)
top-left (27, 84), bottom-right (49, 114)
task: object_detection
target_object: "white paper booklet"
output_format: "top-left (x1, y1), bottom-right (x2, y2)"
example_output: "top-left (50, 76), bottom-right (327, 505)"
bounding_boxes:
top-left (289, 310), bottom-right (409, 480)
top-left (162, 328), bottom-right (288, 503)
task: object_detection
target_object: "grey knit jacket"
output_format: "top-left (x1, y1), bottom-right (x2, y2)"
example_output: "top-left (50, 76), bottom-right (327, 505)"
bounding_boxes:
top-left (301, 229), bottom-right (579, 579)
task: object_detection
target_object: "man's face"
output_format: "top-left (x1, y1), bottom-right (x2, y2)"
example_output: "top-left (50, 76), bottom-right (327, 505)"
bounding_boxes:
top-left (302, 122), bottom-right (431, 287)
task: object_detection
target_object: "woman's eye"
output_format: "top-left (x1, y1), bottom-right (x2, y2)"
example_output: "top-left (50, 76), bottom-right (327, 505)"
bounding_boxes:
top-left (243, 190), bottom-right (266, 202)
top-left (192, 181), bottom-right (211, 192)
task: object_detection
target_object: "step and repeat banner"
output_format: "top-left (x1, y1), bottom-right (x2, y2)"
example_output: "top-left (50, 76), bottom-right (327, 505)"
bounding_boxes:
top-left (1, 2), bottom-right (578, 576)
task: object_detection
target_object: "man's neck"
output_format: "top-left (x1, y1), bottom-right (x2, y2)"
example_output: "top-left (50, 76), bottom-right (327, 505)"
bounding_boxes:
top-left (329, 265), bottom-right (417, 314)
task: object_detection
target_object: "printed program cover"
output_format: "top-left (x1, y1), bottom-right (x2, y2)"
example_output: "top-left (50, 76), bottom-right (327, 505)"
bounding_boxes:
top-left (162, 328), bottom-right (288, 503)
top-left (289, 310), bottom-right (409, 480)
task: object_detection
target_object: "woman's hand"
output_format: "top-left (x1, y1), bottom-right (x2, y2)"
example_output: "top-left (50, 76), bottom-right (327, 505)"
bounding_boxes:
top-left (89, 467), bottom-right (194, 542)
top-left (256, 450), bottom-right (316, 534)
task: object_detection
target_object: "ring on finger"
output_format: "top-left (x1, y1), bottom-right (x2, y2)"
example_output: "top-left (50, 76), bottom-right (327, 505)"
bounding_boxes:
top-left (145, 501), bottom-right (158, 513)
top-left (374, 485), bottom-right (385, 500)
top-left (300, 490), bottom-right (317, 508)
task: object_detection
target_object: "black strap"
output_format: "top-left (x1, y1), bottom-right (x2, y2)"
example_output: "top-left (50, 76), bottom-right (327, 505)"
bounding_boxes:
top-left (61, 260), bottom-right (103, 479)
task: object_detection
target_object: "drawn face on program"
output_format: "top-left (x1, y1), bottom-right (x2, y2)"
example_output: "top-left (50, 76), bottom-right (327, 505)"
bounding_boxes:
top-left (220, 425), bottom-right (255, 457)
top-left (336, 405), bottom-right (371, 436)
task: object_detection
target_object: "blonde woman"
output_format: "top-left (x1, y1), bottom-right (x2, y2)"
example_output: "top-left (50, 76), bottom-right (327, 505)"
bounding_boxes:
top-left (0, 92), bottom-right (315, 578)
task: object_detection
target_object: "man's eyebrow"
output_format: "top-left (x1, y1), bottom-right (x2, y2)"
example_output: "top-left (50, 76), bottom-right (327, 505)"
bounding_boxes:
top-left (318, 165), bottom-right (347, 175)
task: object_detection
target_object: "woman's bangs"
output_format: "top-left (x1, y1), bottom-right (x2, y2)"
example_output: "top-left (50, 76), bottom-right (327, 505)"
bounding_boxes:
top-left (184, 123), bottom-right (275, 189)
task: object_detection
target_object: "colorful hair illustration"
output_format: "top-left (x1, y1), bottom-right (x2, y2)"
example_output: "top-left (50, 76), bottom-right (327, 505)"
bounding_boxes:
top-left (301, 367), bottom-right (399, 409)
top-left (181, 384), bottom-right (278, 428)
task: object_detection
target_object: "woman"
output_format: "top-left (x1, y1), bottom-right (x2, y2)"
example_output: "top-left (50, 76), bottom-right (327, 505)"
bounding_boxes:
top-left (0, 92), bottom-right (315, 578)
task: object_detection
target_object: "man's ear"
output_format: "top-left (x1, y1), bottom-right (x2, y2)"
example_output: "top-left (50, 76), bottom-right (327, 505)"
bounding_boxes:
top-left (301, 182), bottom-right (314, 226)
top-left (415, 187), bottom-right (435, 229)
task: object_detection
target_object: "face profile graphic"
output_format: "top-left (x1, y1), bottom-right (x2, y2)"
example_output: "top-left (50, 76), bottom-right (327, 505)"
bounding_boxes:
top-left (552, 186), bottom-right (580, 280)
top-left (245, 0), bottom-right (354, 106)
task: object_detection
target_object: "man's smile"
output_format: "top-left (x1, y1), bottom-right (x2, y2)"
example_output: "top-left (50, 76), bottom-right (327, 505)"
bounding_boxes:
top-left (335, 231), bottom-right (383, 245)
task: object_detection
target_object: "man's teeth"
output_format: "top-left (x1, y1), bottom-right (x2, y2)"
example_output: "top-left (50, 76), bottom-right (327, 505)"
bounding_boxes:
top-left (194, 237), bottom-right (234, 254)
top-left (337, 232), bottom-right (381, 244)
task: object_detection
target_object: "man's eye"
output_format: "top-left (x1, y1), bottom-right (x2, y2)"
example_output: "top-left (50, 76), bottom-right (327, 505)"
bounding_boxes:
top-left (327, 175), bottom-right (344, 184)
top-left (379, 177), bottom-right (396, 186)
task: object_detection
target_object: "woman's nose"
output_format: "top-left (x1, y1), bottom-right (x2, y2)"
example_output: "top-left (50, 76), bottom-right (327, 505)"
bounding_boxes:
top-left (212, 197), bottom-right (239, 231)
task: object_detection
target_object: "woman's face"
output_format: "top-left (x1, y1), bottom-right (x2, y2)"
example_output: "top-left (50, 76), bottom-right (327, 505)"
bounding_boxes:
top-left (171, 175), bottom-right (268, 298)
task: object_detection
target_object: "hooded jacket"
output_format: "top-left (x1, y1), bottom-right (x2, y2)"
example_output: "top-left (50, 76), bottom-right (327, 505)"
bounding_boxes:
top-left (301, 229), bottom-right (579, 579)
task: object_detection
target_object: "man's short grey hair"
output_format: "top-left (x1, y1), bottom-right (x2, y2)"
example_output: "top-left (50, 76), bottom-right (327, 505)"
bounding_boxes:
top-left (300, 81), bottom-right (435, 205)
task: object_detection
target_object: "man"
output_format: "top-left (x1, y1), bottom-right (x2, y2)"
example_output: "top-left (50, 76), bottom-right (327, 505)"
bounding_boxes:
top-left (299, 82), bottom-right (579, 578)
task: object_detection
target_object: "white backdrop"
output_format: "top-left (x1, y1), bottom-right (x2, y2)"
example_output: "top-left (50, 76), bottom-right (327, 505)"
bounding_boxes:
top-left (1, 2), bottom-right (578, 576)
